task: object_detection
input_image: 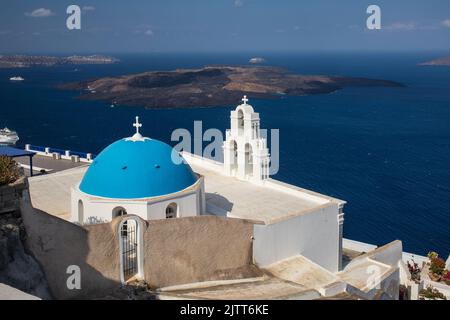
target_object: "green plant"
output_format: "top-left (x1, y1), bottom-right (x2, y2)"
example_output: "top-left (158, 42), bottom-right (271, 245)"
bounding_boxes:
top-left (430, 257), bottom-right (446, 276)
top-left (0, 156), bottom-right (21, 186)
top-left (419, 286), bottom-right (447, 300)
top-left (427, 251), bottom-right (439, 260)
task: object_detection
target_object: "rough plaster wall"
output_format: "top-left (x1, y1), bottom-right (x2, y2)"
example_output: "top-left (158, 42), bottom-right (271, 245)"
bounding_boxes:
top-left (144, 216), bottom-right (257, 288)
top-left (21, 192), bottom-right (258, 297)
top-left (20, 191), bottom-right (121, 300)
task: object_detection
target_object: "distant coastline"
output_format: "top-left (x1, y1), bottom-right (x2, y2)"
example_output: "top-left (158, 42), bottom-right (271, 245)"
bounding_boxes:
top-left (61, 65), bottom-right (404, 109)
top-left (419, 55), bottom-right (450, 66)
top-left (0, 54), bottom-right (118, 68)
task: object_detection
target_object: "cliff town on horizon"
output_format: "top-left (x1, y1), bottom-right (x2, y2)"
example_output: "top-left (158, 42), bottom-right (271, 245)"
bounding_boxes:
top-left (0, 96), bottom-right (449, 300)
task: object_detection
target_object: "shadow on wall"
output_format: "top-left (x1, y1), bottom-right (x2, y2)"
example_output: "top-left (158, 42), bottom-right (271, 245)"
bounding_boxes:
top-left (205, 192), bottom-right (234, 216)
top-left (20, 190), bottom-right (122, 299)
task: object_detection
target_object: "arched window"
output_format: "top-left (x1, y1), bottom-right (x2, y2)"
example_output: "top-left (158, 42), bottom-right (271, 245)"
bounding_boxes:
top-left (232, 141), bottom-right (238, 167)
top-left (245, 143), bottom-right (253, 177)
top-left (112, 207), bottom-right (127, 219)
top-left (166, 203), bottom-right (178, 219)
top-left (78, 200), bottom-right (84, 224)
top-left (237, 109), bottom-right (244, 130)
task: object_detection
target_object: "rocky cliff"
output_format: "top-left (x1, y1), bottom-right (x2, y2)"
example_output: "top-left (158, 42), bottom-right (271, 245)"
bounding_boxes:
top-left (0, 179), bottom-right (51, 299)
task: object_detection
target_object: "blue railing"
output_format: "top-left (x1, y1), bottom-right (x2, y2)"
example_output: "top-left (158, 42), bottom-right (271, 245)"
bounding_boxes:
top-left (29, 145), bottom-right (46, 152)
top-left (71, 150), bottom-right (97, 159)
top-left (48, 147), bottom-right (66, 154)
top-left (28, 145), bottom-right (96, 159)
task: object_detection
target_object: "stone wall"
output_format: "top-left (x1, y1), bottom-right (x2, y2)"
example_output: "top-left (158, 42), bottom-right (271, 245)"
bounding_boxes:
top-left (0, 209), bottom-right (51, 299)
top-left (20, 190), bottom-right (258, 299)
top-left (0, 176), bottom-right (27, 214)
top-left (144, 216), bottom-right (257, 288)
top-left (20, 191), bottom-right (121, 299)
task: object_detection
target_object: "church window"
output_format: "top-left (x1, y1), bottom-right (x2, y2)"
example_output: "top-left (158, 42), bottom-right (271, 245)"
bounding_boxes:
top-left (238, 110), bottom-right (244, 129)
top-left (113, 207), bottom-right (127, 219)
top-left (166, 203), bottom-right (178, 219)
top-left (78, 199), bottom-right (84, 224)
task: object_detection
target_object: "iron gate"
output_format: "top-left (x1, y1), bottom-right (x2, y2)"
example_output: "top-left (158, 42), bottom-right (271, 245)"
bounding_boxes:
top-left (120, 220), bottom-right (138, 281)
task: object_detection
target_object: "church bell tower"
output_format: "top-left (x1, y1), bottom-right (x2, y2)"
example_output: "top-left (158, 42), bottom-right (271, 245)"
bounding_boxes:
top-left (223, 96), bottom-right (270, 182)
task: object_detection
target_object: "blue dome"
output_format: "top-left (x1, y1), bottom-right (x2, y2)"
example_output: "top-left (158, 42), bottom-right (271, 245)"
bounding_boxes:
top-left (79, 138), bottom-right (198, 199)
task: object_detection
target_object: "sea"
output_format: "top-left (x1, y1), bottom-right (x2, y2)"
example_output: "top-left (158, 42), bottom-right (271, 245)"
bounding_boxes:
top-left (0, 52), bottom-right (449, 257)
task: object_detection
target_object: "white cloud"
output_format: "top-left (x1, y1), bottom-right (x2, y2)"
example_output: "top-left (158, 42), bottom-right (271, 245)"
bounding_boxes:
top-left (25, 8), bottom-right (55, 18)
top-left (133, 24), bottom-right (155, 36)
top-left (82, 6), bottom-right (95, 12)
top-left (234, 0), bottom-right (243, 7)
top-left (441, 19), bottom-right (450, 28)
top-left (385, 22), bottom-right (417, 31)
top-left (383, 21), bottom-right (441, 31)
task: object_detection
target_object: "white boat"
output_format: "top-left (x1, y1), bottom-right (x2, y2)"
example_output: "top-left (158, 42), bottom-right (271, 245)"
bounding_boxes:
top-left (249, 57), bottom-right (266, 64)
top-left (0, 127), bottom-right (19, 145)
top-left (9, 76), bottom-right (25, 81)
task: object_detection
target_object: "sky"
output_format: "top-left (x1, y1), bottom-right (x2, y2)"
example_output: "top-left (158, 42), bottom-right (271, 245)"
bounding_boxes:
top-left (0, 0), bottom-right (450, 54)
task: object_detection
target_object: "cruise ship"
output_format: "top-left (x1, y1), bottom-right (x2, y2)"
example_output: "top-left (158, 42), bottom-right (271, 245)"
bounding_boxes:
top-left (0, 127), bottom-right (19, 145)
top-left (9, 76), bottom-right (24, 81)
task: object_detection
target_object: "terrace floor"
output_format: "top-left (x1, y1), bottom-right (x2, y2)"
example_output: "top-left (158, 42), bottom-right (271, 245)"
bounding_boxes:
top-left (15, 155), bottom-right (85, 176)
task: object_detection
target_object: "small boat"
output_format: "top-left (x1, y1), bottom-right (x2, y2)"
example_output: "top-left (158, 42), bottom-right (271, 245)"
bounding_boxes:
top-left (0, 127), bottom-right (19, 145)
top-left (9, 76), bottom-right (25, 81)
top-left (249, 57), bottom-right (266, 64)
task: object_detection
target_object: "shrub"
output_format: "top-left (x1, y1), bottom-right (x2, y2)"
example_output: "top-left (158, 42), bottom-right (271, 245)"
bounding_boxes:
top-left (430, 257), bottom-right (446, 276)
top-left (0, 156), bottom-right (21, 186)
top-left (428, 251), bottom-right (439, 260)
top-left (419, 286), bottom-right (447, 300)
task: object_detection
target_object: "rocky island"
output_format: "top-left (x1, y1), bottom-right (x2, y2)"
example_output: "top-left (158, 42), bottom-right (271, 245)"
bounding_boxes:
top-left (0, 55), bottom-right (118, 68)
top-left (419, 55), bottom-right (450, 66)
top-left (62, 66), bottom-right (403, 108)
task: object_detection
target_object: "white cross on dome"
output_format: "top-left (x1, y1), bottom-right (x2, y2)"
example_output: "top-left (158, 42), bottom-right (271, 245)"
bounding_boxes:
top-left (242, 95), bottom-right (249, 105)
top-left (133, 116), bottom-right (142, 134)
top-left (126, 116), bottom-right (149, 142)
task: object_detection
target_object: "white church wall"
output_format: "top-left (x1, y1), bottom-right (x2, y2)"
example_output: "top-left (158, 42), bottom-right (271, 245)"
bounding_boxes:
top-left (343, 238), bottom-right (378, 253)
top-left (146, 189), bottom-right (201, 219)
top-left (182, 151), bottom-right (224, 174)
top-left (85, 200), bottom-right (148, 224)
top-left (264, 179), bottom-right (339, 205)
top-left (253, 203), bottom-right (340, 272)
top-left (71, 181), bottom-right (204, 224)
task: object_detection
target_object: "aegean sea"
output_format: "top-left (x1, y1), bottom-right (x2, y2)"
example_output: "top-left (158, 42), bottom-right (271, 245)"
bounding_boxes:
top-left (0, 51), bottom-right (449, 256)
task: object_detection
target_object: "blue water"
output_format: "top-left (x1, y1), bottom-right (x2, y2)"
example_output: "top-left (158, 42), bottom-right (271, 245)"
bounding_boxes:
top-left (0, 52), bottom-right (449, 256)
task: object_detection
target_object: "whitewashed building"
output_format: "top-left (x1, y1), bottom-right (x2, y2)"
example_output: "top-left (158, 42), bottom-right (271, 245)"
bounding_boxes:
top-left (70, 97), bottom-right (346, 273)
top-left (42, 95), bottom-right (404, 299)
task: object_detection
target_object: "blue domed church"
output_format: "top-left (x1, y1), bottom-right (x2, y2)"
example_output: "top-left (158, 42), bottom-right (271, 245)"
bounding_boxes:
top-left (71, 117), bottom-right (205, 224)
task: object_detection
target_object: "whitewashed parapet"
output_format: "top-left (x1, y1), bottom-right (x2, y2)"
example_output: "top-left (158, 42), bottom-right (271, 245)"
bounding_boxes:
top-left (25, 144), bottom-right (94, 163)
top-left (343, 238), bottom-right (378, 253)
